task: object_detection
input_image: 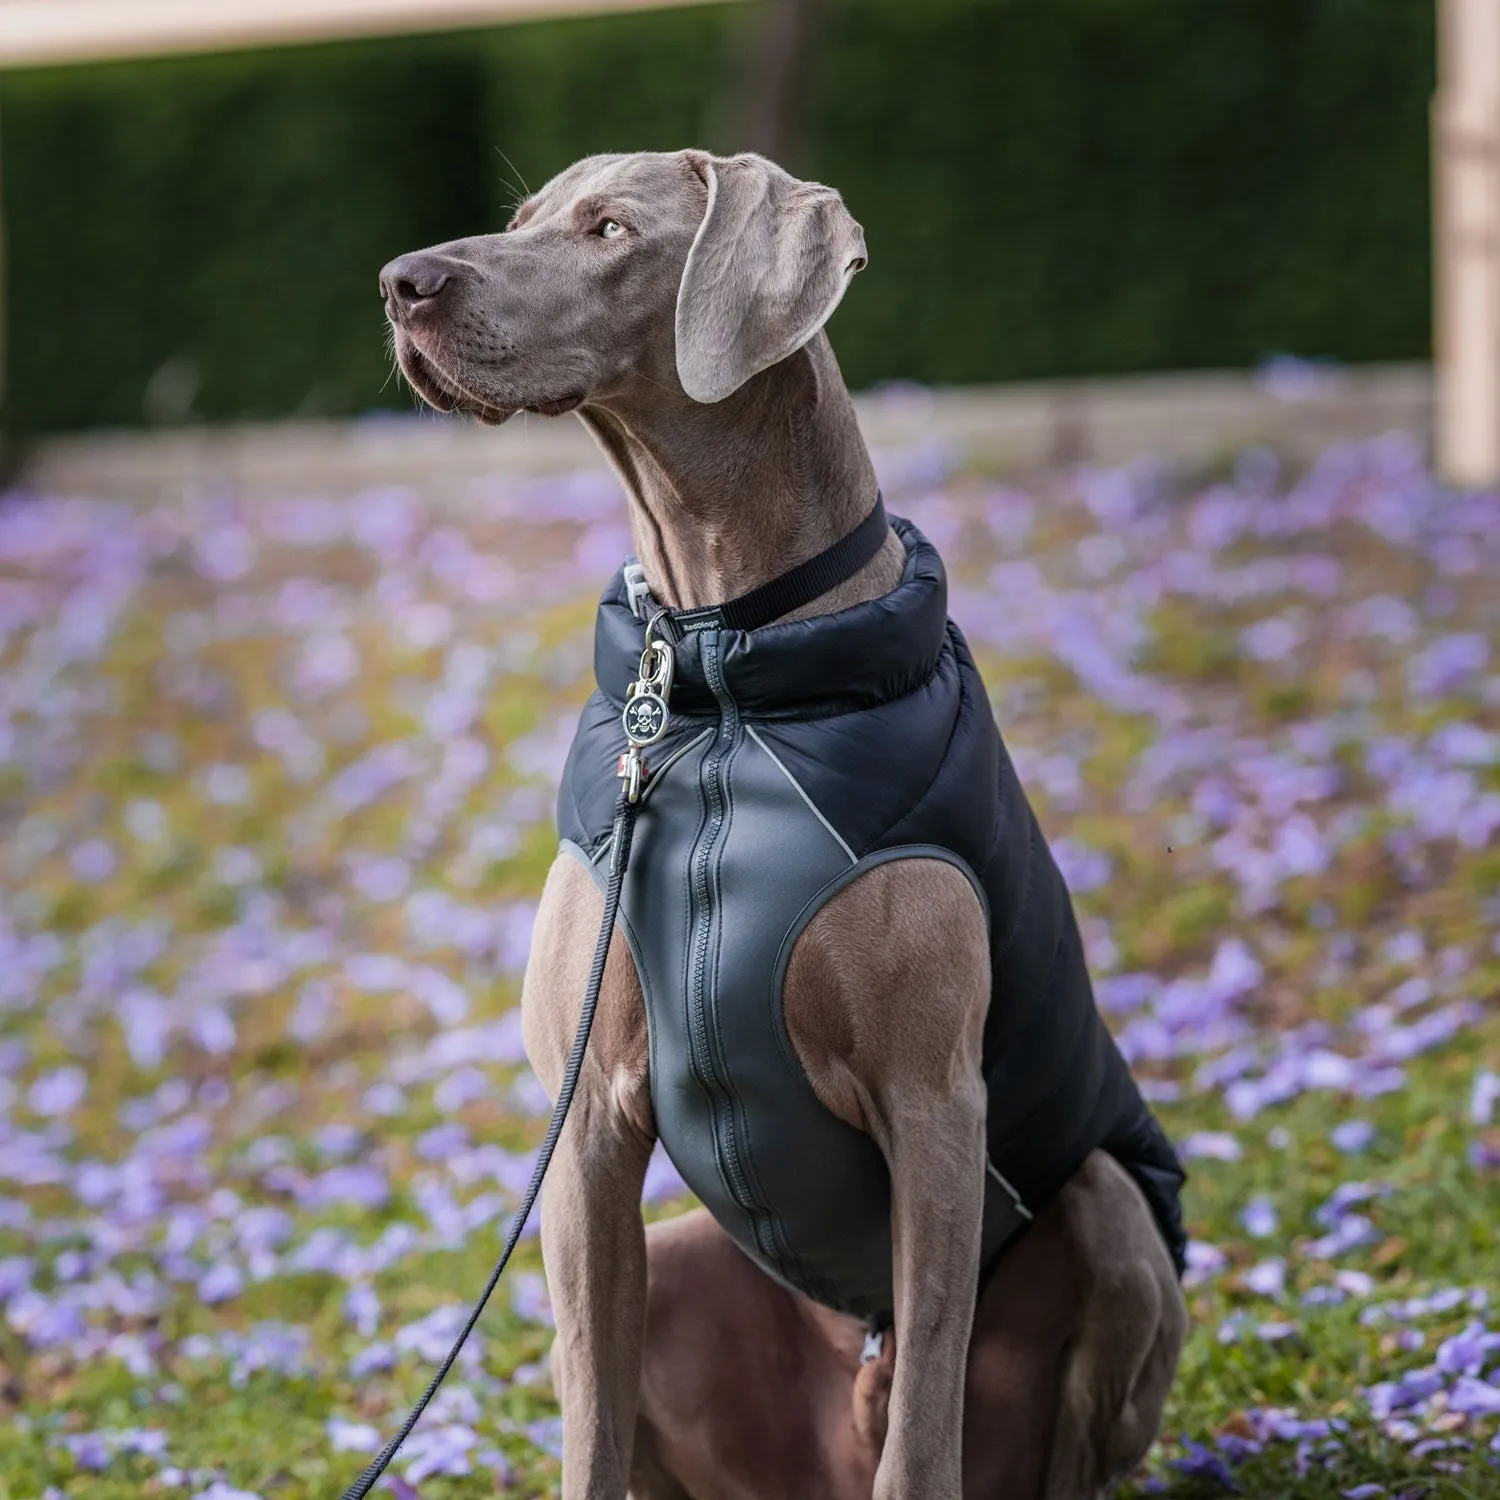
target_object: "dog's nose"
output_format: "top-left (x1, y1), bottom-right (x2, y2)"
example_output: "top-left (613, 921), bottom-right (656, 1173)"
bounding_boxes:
top-left (380, 252), bottom-right (461, 320)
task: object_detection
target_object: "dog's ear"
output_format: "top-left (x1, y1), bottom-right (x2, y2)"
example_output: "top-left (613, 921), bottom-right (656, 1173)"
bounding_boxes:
top-left (675, 151), bottom-right (867, 405)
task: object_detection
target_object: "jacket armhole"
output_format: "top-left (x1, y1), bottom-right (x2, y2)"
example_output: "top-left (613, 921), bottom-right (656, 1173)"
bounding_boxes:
top-left (768, 845), bottom-right (990, 1074)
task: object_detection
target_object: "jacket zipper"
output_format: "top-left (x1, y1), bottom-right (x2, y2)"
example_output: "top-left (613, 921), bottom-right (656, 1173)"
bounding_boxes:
top-left (687, 635), bottom-right (766, 1246)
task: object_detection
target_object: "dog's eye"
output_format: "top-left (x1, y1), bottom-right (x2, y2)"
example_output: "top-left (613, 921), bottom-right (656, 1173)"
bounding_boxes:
top-left (597, 219), bottom-right (625, 239)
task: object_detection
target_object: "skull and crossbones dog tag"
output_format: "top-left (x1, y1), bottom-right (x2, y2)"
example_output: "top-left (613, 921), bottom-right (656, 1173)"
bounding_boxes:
top-left (618, 634), bottom-right (674, 802)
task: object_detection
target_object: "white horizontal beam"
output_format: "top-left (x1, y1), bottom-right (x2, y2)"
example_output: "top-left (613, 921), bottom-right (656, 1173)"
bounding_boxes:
top-left (0, 0), bottom-right (737, 69)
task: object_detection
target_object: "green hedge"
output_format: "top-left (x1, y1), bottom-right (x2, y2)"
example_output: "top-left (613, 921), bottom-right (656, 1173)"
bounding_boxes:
top-left (0, 0), bottom-right (1434, 434)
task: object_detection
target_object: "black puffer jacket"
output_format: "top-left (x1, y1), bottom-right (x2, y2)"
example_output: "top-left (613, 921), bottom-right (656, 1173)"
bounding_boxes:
top-left (557, 518), bottom-right (1186, 1322)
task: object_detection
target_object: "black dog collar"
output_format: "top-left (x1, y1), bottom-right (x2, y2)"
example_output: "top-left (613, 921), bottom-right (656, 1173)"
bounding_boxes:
top-left (627, 492), bottom-right (888, 641)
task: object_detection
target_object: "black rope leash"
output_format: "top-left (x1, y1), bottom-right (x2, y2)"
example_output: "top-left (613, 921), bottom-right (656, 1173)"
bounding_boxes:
top-left (339, 793), bottom-right (638, 1500)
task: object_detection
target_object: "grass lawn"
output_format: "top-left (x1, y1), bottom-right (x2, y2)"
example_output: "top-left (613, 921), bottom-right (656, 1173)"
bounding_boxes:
top-left (0, 423), bottom-right (1496, 1499)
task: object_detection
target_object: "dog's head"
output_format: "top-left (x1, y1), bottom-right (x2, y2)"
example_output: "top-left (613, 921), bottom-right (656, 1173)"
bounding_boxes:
top-left (380, 150), bottom-right (867, 424)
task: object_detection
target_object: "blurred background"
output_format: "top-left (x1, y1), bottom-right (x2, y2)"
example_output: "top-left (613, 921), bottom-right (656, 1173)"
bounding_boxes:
top-left (0, 0), bottom-right (1433, 435)
top-left (0, 4), bottom-right (1498, 1499)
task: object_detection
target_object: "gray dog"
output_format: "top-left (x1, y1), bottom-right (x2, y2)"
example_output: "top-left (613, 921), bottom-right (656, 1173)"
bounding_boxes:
top-left (381, 149), bottom-right (1188, 1500)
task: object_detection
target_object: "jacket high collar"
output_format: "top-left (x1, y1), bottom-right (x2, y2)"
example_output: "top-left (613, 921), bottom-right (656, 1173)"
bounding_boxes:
top-left (592, 518), bottom-right (950, 720)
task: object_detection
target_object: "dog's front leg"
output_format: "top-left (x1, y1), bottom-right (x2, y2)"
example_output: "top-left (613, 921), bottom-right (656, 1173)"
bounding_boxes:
top-left (540, 1088), bottom-right (653, 1500)
top-left (523, 856), bottom-right (655, 1500)
top-left (870, 1053), bottom-right (988, 1500)
top-left (789, 860), bottom-right (991, 1500)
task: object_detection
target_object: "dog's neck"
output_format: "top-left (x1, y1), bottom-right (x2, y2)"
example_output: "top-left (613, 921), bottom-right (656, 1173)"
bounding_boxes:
top-left (579, 333), bottom-right (902, 620)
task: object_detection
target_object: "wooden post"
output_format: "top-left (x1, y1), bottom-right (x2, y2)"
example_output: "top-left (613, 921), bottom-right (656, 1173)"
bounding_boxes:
top-left (1434, 0), bottom-right (1500, 486)
top-left (0, 93), bottom-right (7, 437)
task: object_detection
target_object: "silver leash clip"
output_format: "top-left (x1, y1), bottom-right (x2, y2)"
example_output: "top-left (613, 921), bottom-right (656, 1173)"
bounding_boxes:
top-left (617, 749), bottom-right (646, 805)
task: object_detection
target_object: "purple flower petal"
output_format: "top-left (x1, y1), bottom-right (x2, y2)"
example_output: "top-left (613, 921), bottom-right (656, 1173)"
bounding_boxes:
top-left (1446, 1375), bottom-right (1500, 1415)
top-left (1181, 1131), bottom-right (1243, 1162)
top-left (28, 1066), bottom-right (86, 1118)
top-left (327, 1419), bottom-right (382, 1454)
top-left (1239, 1196), bottom-right (1278, 1239)
top-left (197, 1262), bottom-right (244, 1305)
top-left (1244, 1258), bottom-right (1287, 1299)
top-left (1331, 1120), bottom-right (1374, 1154)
